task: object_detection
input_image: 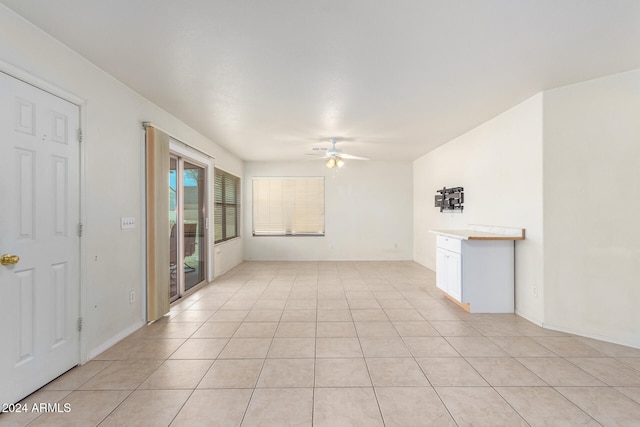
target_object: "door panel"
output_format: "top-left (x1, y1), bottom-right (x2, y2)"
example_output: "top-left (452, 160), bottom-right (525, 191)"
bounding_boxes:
top-left (53, 156), bottom-right (68, 235)
top-left (0, 71), bottom-right (80, 404)
top-left (16, 269), bottom-right (35, 365)
top-left (169, 157), bottom-right (178, 301)
top-left (447, 252), bottom-right (462, 301)
top-left (52, 262), bottom-right (68, 347)
top-left (435, 248), bottom-right (446, 292)
top-left (169, 157), bottom-right (207, 300)
top-left (17, 148), bottom-right (35, 237)
top-left (183, 161), bottom-right (205, 292)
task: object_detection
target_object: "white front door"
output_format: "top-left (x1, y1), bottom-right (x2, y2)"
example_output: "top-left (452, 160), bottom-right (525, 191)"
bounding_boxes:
top-left (0, 71), bottom-right (81, 404)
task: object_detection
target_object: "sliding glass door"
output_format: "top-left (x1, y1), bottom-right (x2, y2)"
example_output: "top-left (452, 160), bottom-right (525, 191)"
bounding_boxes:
top-left (169, 155), bottom-right (207, 302)
top-left (169, 158), bottom-right (178, 300)
top-left (183, 161), bottom-right (206, 291)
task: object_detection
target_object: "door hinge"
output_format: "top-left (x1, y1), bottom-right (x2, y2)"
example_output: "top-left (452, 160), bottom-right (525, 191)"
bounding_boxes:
top-left (77, 128), bottom-right (83, 143)
top-left (78, 223), bottom-right (84, 237)
top-left (77, 317), bottom-right (83, 332)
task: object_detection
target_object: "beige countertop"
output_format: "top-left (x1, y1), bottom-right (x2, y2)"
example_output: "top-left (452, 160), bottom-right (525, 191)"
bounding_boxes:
top-left (429, 228), bottom-right (525, 241)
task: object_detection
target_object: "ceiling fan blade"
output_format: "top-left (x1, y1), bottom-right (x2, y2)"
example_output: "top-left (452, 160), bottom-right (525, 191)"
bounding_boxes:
top-left (340, 153), bottom-right (370, 160)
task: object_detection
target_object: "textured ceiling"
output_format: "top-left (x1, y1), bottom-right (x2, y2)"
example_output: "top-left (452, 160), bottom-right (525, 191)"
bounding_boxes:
top-left (2, 0), bottom-right (640, 161)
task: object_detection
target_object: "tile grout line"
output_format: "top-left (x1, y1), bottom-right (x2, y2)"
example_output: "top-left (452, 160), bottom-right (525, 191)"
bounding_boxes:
top-left (15, 261), bottom-right (640, 426)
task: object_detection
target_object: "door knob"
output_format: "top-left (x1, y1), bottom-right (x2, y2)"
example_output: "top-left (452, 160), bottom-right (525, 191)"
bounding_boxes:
top-left (0, 254), bottom-right (20, 266)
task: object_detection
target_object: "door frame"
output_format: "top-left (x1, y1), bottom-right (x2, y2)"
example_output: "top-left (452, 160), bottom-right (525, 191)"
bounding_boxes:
top-left (0, 60), bottom-right (87, 364)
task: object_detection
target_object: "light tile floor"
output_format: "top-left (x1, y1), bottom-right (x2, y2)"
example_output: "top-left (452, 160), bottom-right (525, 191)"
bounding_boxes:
top-left (2, 261), bottom-right (640, 426)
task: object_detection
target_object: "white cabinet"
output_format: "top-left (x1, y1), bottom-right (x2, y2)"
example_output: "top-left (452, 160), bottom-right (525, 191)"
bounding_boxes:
top-left (435, 234), bottom-right (515, 313)
top-left (436, 244), bottom-right (461, 302)
top-left (445, 250), bottom-right (461, 301)
top-left (435, 248), bottom-right (446, 291)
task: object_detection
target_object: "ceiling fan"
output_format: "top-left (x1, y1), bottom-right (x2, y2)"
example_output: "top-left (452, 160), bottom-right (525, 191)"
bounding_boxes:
top-left (308, 138), bottom-right (370, 169)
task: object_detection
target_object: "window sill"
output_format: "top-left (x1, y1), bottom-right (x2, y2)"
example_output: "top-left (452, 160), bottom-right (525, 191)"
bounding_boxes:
top-left (252, 234), bottom-right (325, 237)
top-left (214, 236), bottom-right (241, 246)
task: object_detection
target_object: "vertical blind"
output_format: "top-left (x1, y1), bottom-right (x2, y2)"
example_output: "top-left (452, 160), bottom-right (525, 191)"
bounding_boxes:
top-left (252, 177), bottom-right (324, 236)
top-left (214, 168), bottom-right (240, 243)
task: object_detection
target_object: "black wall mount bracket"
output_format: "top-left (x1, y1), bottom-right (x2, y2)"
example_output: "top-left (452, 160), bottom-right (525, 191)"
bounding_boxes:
top-left (435, 187), bottom-right (464, 212)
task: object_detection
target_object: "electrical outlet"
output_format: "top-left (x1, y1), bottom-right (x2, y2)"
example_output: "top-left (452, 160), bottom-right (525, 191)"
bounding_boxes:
top-left (532, 285), bottom-right (538, 297)
top-left (129, 290), bottom-right (135, 304)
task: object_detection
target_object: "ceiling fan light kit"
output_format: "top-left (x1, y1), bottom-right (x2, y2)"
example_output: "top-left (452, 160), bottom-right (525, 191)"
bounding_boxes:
top-left (326, 156), bottom-right (345, 169)
top-left (326, 157), bottom-right (336, 168)
top-left (317, 138), bottom-right (368, 169)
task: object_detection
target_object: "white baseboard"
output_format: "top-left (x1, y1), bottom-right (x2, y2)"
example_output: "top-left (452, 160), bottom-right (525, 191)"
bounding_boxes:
top-left (510, 311), bottom-right (640, 350)
top-left (85, 320), bottom-right (145, 362)
top-left (541, 322), bottom-right (640, 350)
top-left (515, 310), bottom-right (543, 327)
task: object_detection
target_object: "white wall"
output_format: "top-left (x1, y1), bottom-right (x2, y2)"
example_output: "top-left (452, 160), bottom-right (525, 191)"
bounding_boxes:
top-left (413, 94), bottom-right (544, 323)
top-left (243, 160), bottom-right (413, 261)
top-left (0, 6), bottom-right (244, 360)
top-left (543, 69), bottom-right (640, 348)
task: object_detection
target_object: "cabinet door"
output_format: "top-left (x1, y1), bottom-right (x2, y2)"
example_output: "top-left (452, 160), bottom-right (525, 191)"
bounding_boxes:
top-left (436, 248), bottom-right (447, 292)
top-left (446, 251), bottom-right (462, 301)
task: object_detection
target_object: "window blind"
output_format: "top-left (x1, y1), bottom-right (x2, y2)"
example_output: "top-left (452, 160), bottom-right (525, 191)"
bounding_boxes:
top-left (214, 168), bottom-right (240, 243)
top-left (252, 177), bottom-right (324, 236)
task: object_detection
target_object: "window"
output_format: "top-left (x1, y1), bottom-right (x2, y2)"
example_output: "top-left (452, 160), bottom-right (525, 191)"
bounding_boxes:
top-left (214, 168), bottom-right (240, 243)
top-left (252, 177), bottom-right (324, 236)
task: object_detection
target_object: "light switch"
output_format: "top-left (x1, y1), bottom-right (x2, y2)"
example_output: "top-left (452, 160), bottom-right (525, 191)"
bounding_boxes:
top-left (121, 217), bottom-right (136, 229)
